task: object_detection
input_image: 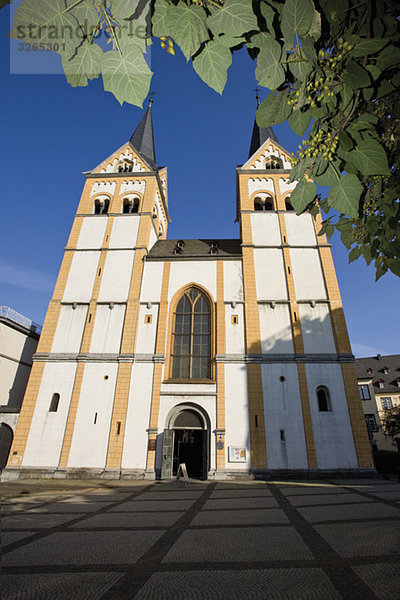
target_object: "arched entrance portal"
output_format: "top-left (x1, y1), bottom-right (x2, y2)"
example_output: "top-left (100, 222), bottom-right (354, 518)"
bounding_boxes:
top-left (161, 405), bottom-right (209, 480)
top-left (0, 423), bottom-right (14, 470)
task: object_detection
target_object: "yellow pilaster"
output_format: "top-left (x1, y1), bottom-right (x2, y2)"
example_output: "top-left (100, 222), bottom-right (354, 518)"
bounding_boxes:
top-left (146, 261), bottom-right (171, 470)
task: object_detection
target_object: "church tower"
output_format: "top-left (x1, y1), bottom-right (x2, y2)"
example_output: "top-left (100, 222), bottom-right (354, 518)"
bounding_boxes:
top-left (4, 103), bottom-right (373, 480)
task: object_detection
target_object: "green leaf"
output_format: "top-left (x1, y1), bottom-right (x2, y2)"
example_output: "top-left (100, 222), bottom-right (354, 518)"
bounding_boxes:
top-left (287, 50), bottom-right (312, 81)
top-left (62, 39), bottom-right (103, 87)
top-left (10, 0), bottom-right (81, 58)
top-left (218, 34), bottom-right (245, 48)
top-left (192, 40), bottom-right (232, 95)
top-left (365, 64), bottom-right (381, 80)
top-left (168, 2), bottom-right (209, 60)
top-left (314, 162), bottom-right (340, 186)
top-left (110, 0), bottom-right (140, 20)
top-left (344, 60), bottom-right (371, 89)
top-left (256, 89), bottom-right (291, 127)
top-left (255, 38), bottom-right (284, 90)
top-left (260, 1), bottom-right (275, 30)
top-left (207, 0), bottom-right (258, 38)
top-left (290, 179), bottom-right (317, 213)
top-left (345, 139), bottom-right (390, 176)
top-left (308, 8), bottom-right (321, 41)
top-left (328, 174), bottom-right (362, 218)
top-left (102, 46), bottom-right (152, 107)
top-left (376, 45), bottom-right (400, 71)
top-left (281, 0), bottom-right (313, 41)
top-left (348, 246), bottom-right (362, 263)
top-left (152, 0), bottom-right (171, 37)
top-left (319, 0), bottom-right (347, 25)
top-left (288, 108), bottom-right (311, 137)
top-left (349, 37), bottom-right (388, 58)
top-left (338, 130), bottom-right (354, 154)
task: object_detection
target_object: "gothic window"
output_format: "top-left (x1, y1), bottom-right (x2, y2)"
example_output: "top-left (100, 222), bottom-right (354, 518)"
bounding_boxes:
top-left (254, 197), bottom-right (274, 211)
top-left (49, 393), bottom-right (60, 412)
top-left (94, 198), bottom-right (109, 215)
top-left (152, 205), bottom-right (158, 219)
top-left (171, 288), bottom-right (212, 380)
top-left (123, 197), bottom-right (139, 213)
top-left (254, 198), bottom-right (263, 211)
top-left (317, 386), bottom-right (330, 412)
top-left (264, 199), bottom-right (273, 211)
top-left (159, 223), bottom-right (164, 237)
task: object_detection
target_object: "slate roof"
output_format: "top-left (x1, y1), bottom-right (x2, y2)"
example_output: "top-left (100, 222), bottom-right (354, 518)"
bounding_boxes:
top-left (129, 103), bottom-right (157, 170)
top-left (355, 354), bottom-right (400, 394)
top-left (147, 239), bottom-right (242, 259)
top-left (248, 118), bottom-right (278, 158)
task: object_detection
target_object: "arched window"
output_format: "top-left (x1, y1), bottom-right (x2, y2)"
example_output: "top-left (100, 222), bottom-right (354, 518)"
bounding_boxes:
top-left (264, 200), bottom-right (273, 211)
top-left (285, 198), bottom-right (294, 211)
top-left (254, 198), bottom-right (263, 211)
top-left (171, 288), bottom-right (211, 380)
top-left (317, 387), bottom-right (330, 412)
top-left (254, 197), bottom-right (274, 211)
top-left (159, 223), bottom-right (164, 237)
top-left (152, 204), bottom-right (158, 219)
top-left (49, 393), bottom-right (60, 412)
top-left (94, 198), bottom-right (109, 215)
top-left (123, 197), bottom-right (139, 214)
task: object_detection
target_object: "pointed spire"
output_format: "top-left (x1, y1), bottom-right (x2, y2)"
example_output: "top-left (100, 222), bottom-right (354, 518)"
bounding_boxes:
top-left (248, 92), bottom-right (278, 158)
top-left (129, 98), bottom-right (157, 170)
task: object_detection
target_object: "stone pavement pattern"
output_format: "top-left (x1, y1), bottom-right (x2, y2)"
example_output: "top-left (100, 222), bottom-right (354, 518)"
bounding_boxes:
top-left (1, 479), bottom-right (400, 599)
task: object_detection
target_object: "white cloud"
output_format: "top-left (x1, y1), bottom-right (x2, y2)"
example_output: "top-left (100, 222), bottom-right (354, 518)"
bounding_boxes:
top-left (0, 261), bottom-right (55, 294)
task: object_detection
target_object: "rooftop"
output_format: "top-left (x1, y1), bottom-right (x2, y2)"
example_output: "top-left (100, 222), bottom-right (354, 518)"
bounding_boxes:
top-left (355, 354), bottom-right (400, 394)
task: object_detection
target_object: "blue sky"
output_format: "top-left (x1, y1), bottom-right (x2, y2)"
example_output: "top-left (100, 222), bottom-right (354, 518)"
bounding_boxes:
top-left (1, 5), bottom-right (398, 358)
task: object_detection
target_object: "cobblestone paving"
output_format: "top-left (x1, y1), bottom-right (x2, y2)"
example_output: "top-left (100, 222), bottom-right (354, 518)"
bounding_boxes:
top-left (1, 479), bottom-right (400, 599)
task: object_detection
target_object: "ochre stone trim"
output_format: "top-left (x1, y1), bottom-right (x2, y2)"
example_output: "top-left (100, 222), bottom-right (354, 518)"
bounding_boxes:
top-left (146, 262), bottom-right (171, 470)
top-left (246, 363), bottom-right (267, 469)
top-left (216, 261), bottom-right (226, 470)
top-left (66, 217), bottom-right (84, 249)
top-left (58, 362), bottom-right (86, 468)
top-left (105, 361), bottom-right (133, 469)
top-left (36, 301), bottom-right (62, 353)
top-left (297, 363), bottom-right (317, 469)
top-left (6, 362), bottom-right (46, 467)
top-left (341, 363), bottom-right (374, 469)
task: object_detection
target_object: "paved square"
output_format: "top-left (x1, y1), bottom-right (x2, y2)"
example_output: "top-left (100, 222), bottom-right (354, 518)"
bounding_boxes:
top-left (190, 507), bottom-right (289, 526)
top-left (352, 563), bottom-right (400, 600)
top-left (210, 488), bottom-right (273, 498)
top-left (134, 568), bottom-right (341, 600)
top-left (288, 493), bottom-right (373, 506)
top-left (163, 527), bottom-right (313, 562)
top-left (315, 521), bottom-right (400, 557)
top-left (202, 496), bottom-right (278, 510)
top-left (298, 501), bottom-right (400, 522)
top-left (2, 512), bottom-right (78, 529)
top-left (2, 530), bottom-right (165, 566)
top-left (109, 499), bottom-right (196, 512)
top-left (71, 511), bottom-right (185, 528)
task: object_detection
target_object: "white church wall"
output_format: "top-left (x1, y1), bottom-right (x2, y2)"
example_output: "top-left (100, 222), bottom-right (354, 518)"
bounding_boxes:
top-left (305, 363), bottom-right (358, 469)
top-left (97, 250), bottom-right (134, 302)
top-left (135, 305), bottom-right (159, 354)
top-left (299, 303), bottom-right (336, 354)
top-left (149, 226), bottom-right (158, 249)
top-left (63, 251), bottom-right (100, 303)
top-left (261, 363), bottom-right (308, 469)
top-left (51, 305), bottom-right (88, 353)
top-left (254, 249), bottom-right (288, 300)
top-left (68, 362), bottom-right (118, 469)
top-left (121, 363), bottom-right (153, 470)
top-left (108, 216), bottom-right (139, 249)
top-left (90, 304), bottom-right (125, 354)
top-left (22, 362), bottom-right (77, 468)
top-left (225, 304), bottom-right (245, 355)
top-left (251, 213), bottom-right (282, 246)
top-left (248, 177), bottom-right (275, 196)
top-left (168, 261), bottom-right (216, 302)
top-left (76, 217), bottom-right (107, 249)
top-left (290, 249), bottom-right (327, 300)
top-left (259, 304), bottom-right (294, 354)
top-left (140, 262), bottom-right (164, 303)
top-left (284, 213), bottom-right (316, 246)
top-left (225, 364), bottom-right (251, 470)
top-left (223, 261), bottom-right (243, 302)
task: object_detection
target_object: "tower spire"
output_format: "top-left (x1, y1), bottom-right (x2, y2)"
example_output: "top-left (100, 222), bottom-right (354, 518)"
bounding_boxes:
top-left (129, 98), bottom-right (157, 169)
top-left (248, 91), bottom-right (278, 158)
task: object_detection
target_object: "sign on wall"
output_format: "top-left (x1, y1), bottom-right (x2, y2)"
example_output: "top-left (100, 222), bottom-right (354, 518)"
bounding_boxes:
top-left (228, 447), bottom-right (247, 462)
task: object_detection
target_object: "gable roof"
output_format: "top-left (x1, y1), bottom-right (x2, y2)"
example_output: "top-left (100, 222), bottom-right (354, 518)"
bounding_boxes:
top-left (147, 239), bottom-right (242, 260)
top-left (355, 354), bottom-right (400, 393)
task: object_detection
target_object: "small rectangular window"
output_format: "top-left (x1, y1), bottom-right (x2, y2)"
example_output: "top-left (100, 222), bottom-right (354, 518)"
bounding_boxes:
top-left (280, 429), bottom-right (285, 441)
top-left (98, 268), bottom-right (102, 276)
top-left (94, 412), bottom-right (98, 424)
top-left (365, 414), bottom-right (377, 432)
top-left (49, 393), bottom-right (60, 412)
top-left (116, 421), bottom-right (121, 435)
top-left (288, 266), bottom-right (291, 274)
top-left (255, 415), bottom-right (258, 427)
top-left (145, 314), bottom-right (152, 324)
top-left (359, 384), bottom-right (370, 400)
top-left (381, 397), bottom-right (393, 410)
top-left (231, 314), bottom-right (238, 324)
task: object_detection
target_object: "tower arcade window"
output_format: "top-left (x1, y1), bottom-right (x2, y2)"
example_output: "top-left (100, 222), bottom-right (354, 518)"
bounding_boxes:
top-left (123, 197), bottom-right (139, 213)
top-left (317, 386), bottom-right (331, 412)
top-left (254, 197), bottom-right (274, 211)
top-left (171, 288), bottom-right (211, 380)
top-left (49, 393), bottom-right (60, 412)
top-left (94, 198), bottom-right (109, 214)
top-left (118, 160), bottom-right (133, 172)
top-left (285, 198), bottom-right (294, 211)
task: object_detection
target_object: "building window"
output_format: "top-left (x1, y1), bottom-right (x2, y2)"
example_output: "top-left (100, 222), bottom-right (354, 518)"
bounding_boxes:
top-left (377, 379), bottom-right (385, 388)
top-left (317, 386), bottom-right (330, 412)
top-left (254, 197), bottom-right (274, 211)
top-left (94, 198), bottom-right (109, 215)
top-left (123, 197), bottom-right (139, 213)
top-left (359, 384), bottom-right (371, 400)
top-left (49, 393), bottom-right (60, 412)
top-left (171, 287), bottom-right (211, 380)
top-left (381, 397), bottom-right (393, 410)
top-left (285, 198), bottom-right (294, 211)
top-left (365, 413), bottom-right (378, 433)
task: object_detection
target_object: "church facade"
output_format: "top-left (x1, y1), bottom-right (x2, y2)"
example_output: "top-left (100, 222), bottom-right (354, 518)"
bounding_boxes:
top-left (4, 105), bottom-right (373, 480)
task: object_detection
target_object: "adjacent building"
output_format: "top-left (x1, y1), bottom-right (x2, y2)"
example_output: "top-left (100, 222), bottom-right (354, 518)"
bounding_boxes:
top-left (3, 104), bottom-right (373, 480)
